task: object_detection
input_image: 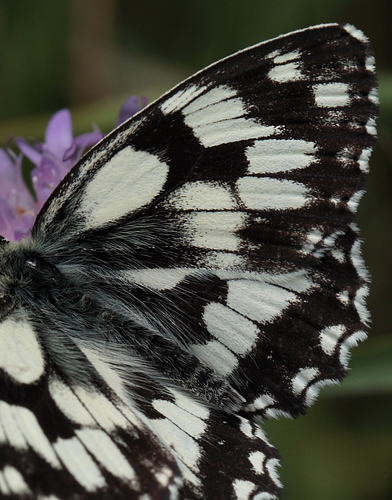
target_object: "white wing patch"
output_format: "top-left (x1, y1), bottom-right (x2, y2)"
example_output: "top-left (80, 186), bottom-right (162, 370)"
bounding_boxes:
top-left (138, 391), bottom-right (210, 488)
top-left (233, 479), bottom-right (257, 500)
top-left (202, 302), bottom-right (259, 355)
top-left (236, 177), bottom-right (308, 211)
top-left (313, 82), bottom-right (351, 108)
top-left (320, 324), bottom-right (347, 355)
top-left (0, 466), bottom-right (30, 496)
top-left (246, 139), bottom-right (317, 174)
top-left (53, 436), bottom-right (106, 491)
top-left (339, 330), bottom-right (367, 368)
top-left (268, 62), bottom-right (303, 83)
top-left (160, 83), bottom-right (206, 115)
top-left (164, 180), bottom-right (237, 211)
top-left (227, 279), bottom-right (297, 324)
top-left (0, 317), bottom-right (44, 384)
top-left (81, 146), bottom-right (169, 228)
top-left (291, 368), bottom-right (320, 396)
top-left (182, 211), bottom-right (246, 251)
top-left (181, 85), bottom-right (276, 147)
top-left (75, 429), bottom-right (138, 483)
top-left (0, 401), bottom-right (61, 468)
top-left (192, 340), bottom-right (239, 376)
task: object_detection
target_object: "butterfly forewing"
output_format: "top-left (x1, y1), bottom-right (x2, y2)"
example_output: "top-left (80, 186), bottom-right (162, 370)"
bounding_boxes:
top-left (0, 23), bottom-right (377, 499)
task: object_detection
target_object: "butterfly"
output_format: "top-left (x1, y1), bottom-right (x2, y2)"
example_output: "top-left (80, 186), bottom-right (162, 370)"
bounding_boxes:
top-left (0, 23), bottom-right (378, 500)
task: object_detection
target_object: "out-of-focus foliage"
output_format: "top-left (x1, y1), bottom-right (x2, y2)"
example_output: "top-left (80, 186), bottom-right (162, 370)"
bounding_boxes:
top-left (0, 1), bottom-right (391, 499)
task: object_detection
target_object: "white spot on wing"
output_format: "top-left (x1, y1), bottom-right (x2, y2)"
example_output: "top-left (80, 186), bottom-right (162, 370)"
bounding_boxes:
top-left (54, 436), bottom-right (106, 491)
top-left (0, 466), bottom-right (30, 495)
top-left (160, 84), bottom-right (207, 114)
top-left (368, 87), bottom-right (378, 105)
top-left (365, 55), bottom-right (376, 73)
top-left (0, 401), bottom-right (61, 468)
top-left (182, 85), bottom-right (236, 114)
top-left (331, 248), bottom-right (345, 264)
top-left (348, 190), bottom-right (365, 213)
top-left (291, 367), bottom-right (320, 395)
top-left (152, 400), bottom-right (207, 439)
top-left (246, 139), bottom-right (317, 174)
top-left (182, 85), bottom-right (276, 147)
top-left (173, 391), bottom-right (210, 420)
top-left (249, 450), bottom-right (266, 474)
top-left (268, 61), bottom-right (303, 82)
top-left (124, 268), bottom-right (192, 290)
top-left (337, 290), bottom-right (349, 305)
top-left (233, 479), bottom-right (256, 500)
top-left (73, 385), bottom-right (131, 432)
top-left (50, 379), bottom-right (96, 426)
top-left (200, 250), bottom-right (247, 269)
top-left (0, 317), bottom-right (44, 384)
top-left (320, 324), bottom-right (346, 355)
top-left (236, 176), bottom-right (308, 211)
top-left (239, 420), bottom-right (254, 438)
top-left (253, 493), bottom-right (279, 500)
top-left (265, 458), bottom-right (282, 487)
top-left (183, 211), bottom-right (245, 251)
top-left (366, 117), bottom-right (377, 136)
top-left (76, 429), bottom-right (137, 483)
top-left (0, 468), bottom-right (7, 496)
top-left (81, 147), bottom-right (169, 228)
top-left (339, 330), bottom-right (367, 368)
top-left (313, 82), bottom-right (351, 108)
top-left (191, 340), bottom-right (238, 376)
top-left (78, 347), bottom-right (131, 411)
top-left (247, 394), bottom-right (275, 412)
top-left (165, 181), bottom-right (236, 211)
top-left (344, 23), bottom-right (368, 43)
top-left (203, 302), bottom-right (258, 355)
top-left (273, 50), bottom-right (300, 64)
top-left (0, 401), bottom-right (28, 450)
top-left (148, 418), bottom-right (200, 486)
top-left (354, 285), bottom-right (370, 325)
top-left (358, 148), bottom-right (372, 173)
top-left (350, 238), bottom-right (369, 281)
top-left (227, 279), bottom-right (297, 324)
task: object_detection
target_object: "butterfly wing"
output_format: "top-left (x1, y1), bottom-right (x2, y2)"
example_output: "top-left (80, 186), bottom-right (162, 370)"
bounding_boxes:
top-left (0, 23), bottom-right (377, 500)
top-left (0, 314), bottom-right (183, 499)
top-left (0, 313), bottom-right (280, 499)
top-left (33, 23), bottom-right (377, 416)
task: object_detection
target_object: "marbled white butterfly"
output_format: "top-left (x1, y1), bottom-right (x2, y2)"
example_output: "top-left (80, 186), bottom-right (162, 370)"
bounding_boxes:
top-left (0, 23), bottom-right (378, 500)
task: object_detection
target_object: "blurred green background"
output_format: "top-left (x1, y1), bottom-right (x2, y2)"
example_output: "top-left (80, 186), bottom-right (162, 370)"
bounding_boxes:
top-left (0, 1), bottom-right (390, 499)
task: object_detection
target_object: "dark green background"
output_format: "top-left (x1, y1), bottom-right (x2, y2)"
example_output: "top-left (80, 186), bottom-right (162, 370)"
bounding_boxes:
top-left (0, 1), bottom-right (391, 499)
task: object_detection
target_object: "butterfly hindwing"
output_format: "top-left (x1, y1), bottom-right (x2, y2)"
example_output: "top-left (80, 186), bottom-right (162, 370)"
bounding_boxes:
top-left (0, 313), bottom-right (281, 499)
top-left (0, 23), bottom-right (377, 499)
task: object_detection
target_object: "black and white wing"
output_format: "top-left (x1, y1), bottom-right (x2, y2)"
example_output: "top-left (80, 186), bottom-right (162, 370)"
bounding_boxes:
top-left (0, 23), bottom-right (377, 499)
top-left (0, 316), bottom-right (279, 499)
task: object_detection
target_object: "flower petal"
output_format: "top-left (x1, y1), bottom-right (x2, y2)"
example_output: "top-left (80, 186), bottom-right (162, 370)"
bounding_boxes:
top-left (15, 138), bottom-right (42, 166)
top-left (116, 96), bottom-right (146, 126)
top-left (45, 109), bottom-right (73, 157)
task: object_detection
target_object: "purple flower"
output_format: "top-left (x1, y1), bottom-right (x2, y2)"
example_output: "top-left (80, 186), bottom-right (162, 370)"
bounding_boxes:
top-left (16, 109), bottom-right (104, 211)
top-left (0, 148), bottom-right (36, 241)
top-left (116, 95), bottom-right (147, 126)
top-left (1, 95), bottom-right (146, 242)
